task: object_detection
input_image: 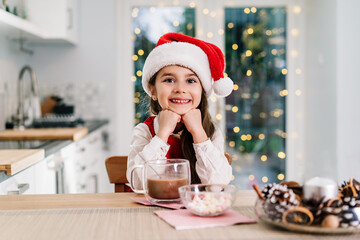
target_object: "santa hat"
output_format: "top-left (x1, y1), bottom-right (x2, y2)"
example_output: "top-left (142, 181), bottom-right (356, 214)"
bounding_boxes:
top-left (142, 33), bottom-right (233, 97)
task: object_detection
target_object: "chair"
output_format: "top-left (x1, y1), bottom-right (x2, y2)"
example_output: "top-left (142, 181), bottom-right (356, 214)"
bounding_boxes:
top-left (105, 156), bottom-right (131, 193)
top-left (105, 153), bottom-right (232, 193)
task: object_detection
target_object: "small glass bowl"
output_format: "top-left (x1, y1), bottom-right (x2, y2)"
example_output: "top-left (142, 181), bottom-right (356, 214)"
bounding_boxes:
top-left (178, 184), bottom-right (236, 217)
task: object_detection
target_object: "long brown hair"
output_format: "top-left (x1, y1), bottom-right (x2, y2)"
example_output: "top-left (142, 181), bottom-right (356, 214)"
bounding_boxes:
top-left (148, 70), bottom-right (215, 183)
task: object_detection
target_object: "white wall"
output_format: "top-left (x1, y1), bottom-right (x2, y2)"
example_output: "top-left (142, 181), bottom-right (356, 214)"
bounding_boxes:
top-left (336, 0), bottom-right (360, 181)
top-left (303, 0), bottom-right (338, 181)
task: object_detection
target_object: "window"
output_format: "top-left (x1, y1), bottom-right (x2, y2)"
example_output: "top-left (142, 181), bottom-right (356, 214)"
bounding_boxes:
top-left (123, 0), bottom-right (303, 189)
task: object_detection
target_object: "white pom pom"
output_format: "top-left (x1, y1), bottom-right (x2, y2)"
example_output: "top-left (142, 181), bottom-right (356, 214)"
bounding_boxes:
top-left (213, 77), bottom-right (233, 97)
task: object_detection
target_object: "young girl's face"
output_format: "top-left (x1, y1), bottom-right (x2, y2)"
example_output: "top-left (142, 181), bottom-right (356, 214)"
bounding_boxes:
top-left (149, 65), bottom-right (203, 115)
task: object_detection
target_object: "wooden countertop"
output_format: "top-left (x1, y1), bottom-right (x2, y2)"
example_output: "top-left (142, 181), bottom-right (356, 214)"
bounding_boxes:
top-left (0, 149), bottom-right (45, 175)
top-left (0, 190), bottom-right (257, 210)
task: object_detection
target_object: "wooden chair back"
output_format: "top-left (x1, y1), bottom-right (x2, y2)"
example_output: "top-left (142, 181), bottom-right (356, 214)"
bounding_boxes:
top-left (105, 156), bottom-right (131, 192)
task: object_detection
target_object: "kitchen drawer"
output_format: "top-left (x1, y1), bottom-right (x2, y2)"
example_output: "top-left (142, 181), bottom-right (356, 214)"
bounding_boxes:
top-left (0, 165), bottom-right (35, 195)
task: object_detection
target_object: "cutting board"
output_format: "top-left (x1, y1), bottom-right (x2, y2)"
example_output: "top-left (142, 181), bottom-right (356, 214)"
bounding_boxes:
top-left (0, 128), bottom-right (88, 141)
top-left (0, 149), bottom-right (45, 175)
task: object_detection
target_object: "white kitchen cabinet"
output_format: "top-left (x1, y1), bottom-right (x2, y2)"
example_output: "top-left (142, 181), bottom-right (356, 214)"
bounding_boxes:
top-left (0, 164), bottom-right (35, 195)
top-left (33, 153), bottom-right (58, 194)
top-left (0, 0), bottom-right (78, 44)
top-left (26, 0), bottom-right (78, 44)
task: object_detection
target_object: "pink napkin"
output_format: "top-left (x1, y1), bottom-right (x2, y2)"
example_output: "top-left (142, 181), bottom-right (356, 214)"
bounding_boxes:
top-left (154, 209), bottom-right (257, 230)
top-left (131, 197), bottom-right (185, 210)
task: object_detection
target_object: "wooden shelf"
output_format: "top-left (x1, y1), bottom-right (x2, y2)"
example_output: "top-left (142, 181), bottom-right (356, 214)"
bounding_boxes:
top-left (0, 8), bottom-right (45, 41)
top-left (0, 8), bottom-right (76, 44)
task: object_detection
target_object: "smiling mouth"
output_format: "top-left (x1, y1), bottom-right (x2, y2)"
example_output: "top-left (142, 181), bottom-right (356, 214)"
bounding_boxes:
top-left (170, 99), bottom-right (191, 104)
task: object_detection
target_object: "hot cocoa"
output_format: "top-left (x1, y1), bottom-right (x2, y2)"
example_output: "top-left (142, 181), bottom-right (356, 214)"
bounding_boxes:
top-left (147, 176), bottom-right (188, 199)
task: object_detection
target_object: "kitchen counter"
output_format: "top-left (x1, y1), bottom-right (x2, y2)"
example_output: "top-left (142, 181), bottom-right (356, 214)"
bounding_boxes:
top-left (0, 119), bottom-right (109, 183)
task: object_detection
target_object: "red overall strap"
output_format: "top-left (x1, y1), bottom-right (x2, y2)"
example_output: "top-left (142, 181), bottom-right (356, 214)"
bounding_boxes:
top-left (143, 116), bottom-right (183, 158)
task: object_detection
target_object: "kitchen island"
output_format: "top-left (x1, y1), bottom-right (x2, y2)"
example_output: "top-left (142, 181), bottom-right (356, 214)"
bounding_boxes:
top-left (0, 190), bottom-right (358, 240)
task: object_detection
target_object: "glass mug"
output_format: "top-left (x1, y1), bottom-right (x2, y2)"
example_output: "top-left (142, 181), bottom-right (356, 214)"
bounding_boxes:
top-left (129, 159), bottom-right (191, 204)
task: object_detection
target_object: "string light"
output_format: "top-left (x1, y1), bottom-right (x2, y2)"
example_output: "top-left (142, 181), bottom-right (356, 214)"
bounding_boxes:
top-left (134, 28), bottom-right (141, 34)
top-left (203, 8), bottom-right (209, 15)
top-left (262, 176), bottom-right (268, 183)
top-left (245, 50), bottom-right (252, 56)
top-left (132, 55), bottom-right (138, 61)
top-left (131, 76), bottom-right (136, 82)
top-left (229, 141), bottom-right (235, 147)
top-left (233, 126), bottom-right (240, 133)
top-left (233, 84), bottom-right (239, 91)
top-left (244, 8), bottom-right (250, 14)
top-left (136, 70), bottom-right (142, 77)
top-left (278, 152), bottom-right (286, 159)
top-left (216, 114), bottom-right (222, 120)
top-left (277, 173), bottom-right (285, 180)
top-left (258, 134), bottom-right (265, 140)
top-left (232, 44), bottom-right (238, 50)
top-left (249, 174), bottom-right (255, 181)
top-left (232, 106), bottom-right (239, 112)
top-left (261, 155), bottom-right (267, 162)
top-left (138, 49), bottom-right (144, 55)
top-left (189, 2), bottom-right (195, 8)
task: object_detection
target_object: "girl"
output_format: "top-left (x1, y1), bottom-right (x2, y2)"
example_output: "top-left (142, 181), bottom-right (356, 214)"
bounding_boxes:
top-left (127, 33), bottom-right (234, 186)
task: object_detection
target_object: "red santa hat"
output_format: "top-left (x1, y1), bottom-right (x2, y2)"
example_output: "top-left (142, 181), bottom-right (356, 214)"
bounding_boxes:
top-left (142, 33), bottom-right (233, 97)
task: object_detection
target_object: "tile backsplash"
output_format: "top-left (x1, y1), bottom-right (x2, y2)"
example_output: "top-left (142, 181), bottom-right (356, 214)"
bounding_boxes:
top-left (1, 80), bottom-right (107, 124)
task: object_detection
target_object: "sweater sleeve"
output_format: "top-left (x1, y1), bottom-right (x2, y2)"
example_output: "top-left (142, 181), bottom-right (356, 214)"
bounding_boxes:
top-left (193, 127), bottom-right (233, 184)
top-left (126, 123), bottom-right (170, 190)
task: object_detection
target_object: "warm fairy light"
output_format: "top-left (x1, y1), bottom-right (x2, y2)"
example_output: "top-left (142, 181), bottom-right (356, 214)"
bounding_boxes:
top-left (280, 89), bottom-right (288, 97)
top-left (246, 134), bottom-right (252, 140)
top-left (265, 30), bottom-right (272, 36)
top-left (210, 11), bottom-right (216, 17)
top-left (271, 49), bottom-right (277, 55)
top-left (233, 126), bottom-right (240, 133)
top-left (241, 93), bottom-right (251, 99)
top-left (293, 5), bottom-right (301, 14)
top-left (186, 23), bottom-right (193, 30)
top-left (233, 84), bottom-right (239, 91)
top-left (245, 50), bottom-right (252, 56)
top-left (189, 2), bottom-right (196, 8)
top-left (281, 132), bottom-right (287, 138)
top-left (132, 55), bottom-right (138, 61)
top-left (173, 21), bottom-right (179, 27)
top-left (218, 29), bottom-right (224, 35)
top-left (242, 114), bottom-right (252, 120)
top-left (244, 8), bottom-right (250, 14)
top-left (229, 141), bottom-right (235, 147)
top-left (258, 134), bottom-right (265, 140)
top-left (232, 106), bottom-right (238, 112)
top-left (231, 175), bottom-right (235, 181)
top-left (291, 50), bottom-right (298, 57)
top-left (135, 112), bottom-right (141, 118)
top-left (135, 92), bottom-right (140, 97)
top-left (134, 28), bottom-right (141, 34)
top-left (134, 97), bottom-right (139, 103)
top-left (227, 23), bottom-right (234, 29)
top-left (207, 32), bottom-right (213, 38)
top-left (262, 176), bottom-right (268, 183)
top-left (131, 76), bottom-right (137, 82)
top-left (249, 174), bottom-right (255, 181)
top-left (291, 28), bottom-right (299, 37)
top-left (132, 11), bottom-right (138, 18)
top-left (278, 152), bottom-right (286, 159)
top-left (216, 114), bottom-right (222, 120)
top-left (251, 7), bottom-right (257, 13)
top-left (241, 135), bottom-right (247, 141)
top-left (277, 173), bottom-right (285, 181)
top-left (247, 28), bottom-right (254, 34)
top-left (295, 90), bottom-right (302, 96)
top-left (246, 70), bottom-right (252, 76)
top-left (136, 70), bottom-right (142, 77)
top-left (261, 155), bottom-right (267, 162)
top-left (135, 119), bottom-right (140, 124)
top-left (203, 8), bottom-right (209, 15)
top-left (239, 146), bottom-right (245, 151)
top-left (281, 68), bottom-right (287, 75)
top-left (259, 112), bottom-right (267, 119)
top-left (232, 44), bottom-right (238, 50)
top-left (224, 73), bottom-right (228, 77)
top-left (210, 96), bottom-right (217, 102)
top-left (138, 49), bottom-right (144, 56)
top-left (296, 68), bottom-right (302, 74)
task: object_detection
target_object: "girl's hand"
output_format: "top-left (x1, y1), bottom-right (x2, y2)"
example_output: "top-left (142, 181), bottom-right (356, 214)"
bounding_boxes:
top-left (157, 109), bottom-right (181, 142)
top-left (182, 109), bottom-right (208, 143)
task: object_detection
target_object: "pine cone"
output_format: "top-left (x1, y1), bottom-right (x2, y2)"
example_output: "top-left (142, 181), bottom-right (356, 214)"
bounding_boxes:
top-left (262, 183), bottom-right (299, 222)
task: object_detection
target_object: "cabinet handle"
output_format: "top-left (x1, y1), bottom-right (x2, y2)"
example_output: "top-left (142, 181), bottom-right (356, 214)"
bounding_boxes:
top-left (8, 183), bottom-right (30, 195)
top-left (67, 8), bottom-right (73, 30)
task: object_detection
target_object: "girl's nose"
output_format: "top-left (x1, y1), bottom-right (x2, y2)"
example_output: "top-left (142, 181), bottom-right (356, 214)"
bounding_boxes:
top-left (174, 83), bottom-right (186, 93)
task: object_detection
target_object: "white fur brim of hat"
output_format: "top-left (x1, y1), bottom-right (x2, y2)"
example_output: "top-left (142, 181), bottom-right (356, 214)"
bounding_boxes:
top-left (142, 42), bottom-right (213, 96)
